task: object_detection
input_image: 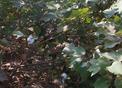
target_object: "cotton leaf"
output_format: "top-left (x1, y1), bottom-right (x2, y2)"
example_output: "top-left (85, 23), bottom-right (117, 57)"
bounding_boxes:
top-left (94, 78), bottom-right (109, 88)
top-left (88, 64), bottom-right (100, 76)
top-left (13, 31), bottom-right (24, 39)
top-left (88, 59), bottom-right (102, 76)
top-left (104, 0), bottom-right (122, 17)
top-left (73, 47), bottom-right (86, 56)
top-left (63, 43), bottom-right (75, 54)
top-left (101, 50), bottom-right (122, 61)
top-left (85, 0), bottom-right (98, 4)
top-left (107, 61), bottom-right (122, 75)
top-left (104, 41), bottom-right (120, 49)
top-left (104, 8), bottom-right (118, 18)
top-left (101, 52), bottom-right (116, 60)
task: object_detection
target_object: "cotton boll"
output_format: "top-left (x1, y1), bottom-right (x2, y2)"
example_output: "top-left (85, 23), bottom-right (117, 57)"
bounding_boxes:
top-left (63, 25), bottom-right (68, 32)
top-left (27, 35), bottom-right (38, 44)
top-left (60, 72), bottom-right (67, 84)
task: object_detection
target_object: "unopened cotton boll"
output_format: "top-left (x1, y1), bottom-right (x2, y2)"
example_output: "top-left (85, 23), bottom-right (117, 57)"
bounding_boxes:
top-left (60, 72), bottom-right (67, 84)
top-left (63, 25), bottom-right (68, 32)
top-left (27, 34), bottom-right (38, 44)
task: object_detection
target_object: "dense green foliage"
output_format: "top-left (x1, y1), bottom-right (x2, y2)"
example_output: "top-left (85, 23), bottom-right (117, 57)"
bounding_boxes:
top-left (1, 0), bottom-right (122, 88)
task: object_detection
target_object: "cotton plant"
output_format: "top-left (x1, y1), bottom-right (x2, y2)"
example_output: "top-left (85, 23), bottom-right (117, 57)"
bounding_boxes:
top-left (12, 0), bottom-right (25, 8)
top-left (104, 0), bottom-right (122, 17)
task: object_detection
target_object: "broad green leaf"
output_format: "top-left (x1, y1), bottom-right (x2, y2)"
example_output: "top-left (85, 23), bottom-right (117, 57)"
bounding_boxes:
top-left (13, 31), bottom-right (24, 39)
top-left (101, 50), bottom-right (122, 61)
top-left (63, 43), bottom-right (86, 55)
top-left (88, 64), bottom-right (100, 76)
top-left (63, 43), bottom-right (86, 69)
top-left (101, 52), bottom-right (116, 60)
top-left (88, 58), bottom-right (109, 76)
top-left (74, 63), bottom-right (89, 79)
top-left (88, 59), bottom-right (101, 76)
top-left (68, 7), bottom-right (89, 18)
top-left (107, 61), bottom-right (122, 75)
top-left (63, 43), bottom-right (75, 54)
top-left (94, 78), bottom-right (109, 88)
top-left (73, 47), bottom-right (86, 56)
top-left (104, 40), bottom-right (120, 49)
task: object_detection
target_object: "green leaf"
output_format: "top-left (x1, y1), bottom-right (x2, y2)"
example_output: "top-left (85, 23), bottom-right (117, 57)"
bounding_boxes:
top-left (13, 31), bottom-right (24, 39)
top-left (63, 43), bottom-right (86, 55)
top-left (63, 43), bottom-right (75, 54)
top-left (107, 61), bottom-right (122, 75)
top-left (94, 78), bottom-right (109, 88)
top-left (85, 17), bottom-right (92, 23)
top-left (88, 59), bottom-right (101, 76)
top-left (73, 47), bottom-right (86, 57)
top-left (88, 57), bottom-right (110, 76)
top-left (104, 40), bottom-right (120, 49)
top-left (116, 30), bottom-right (122, 36)
top-left (42, 12), bottom-right (57, 22)
top-left (114, 15), bottom-right (121, 23)
top-left (74, 63), bottom-right (89, 79)
top-left (101, 50), bottom-right (122, 61)
top-left (68, 7), bottom-right (89, 19)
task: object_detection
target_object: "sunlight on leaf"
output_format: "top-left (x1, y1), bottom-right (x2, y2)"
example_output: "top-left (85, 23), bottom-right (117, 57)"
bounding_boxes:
top-left (101, 50), bottom-right (122, 61)
top-left (107, 61), bottom-right (122, 75)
